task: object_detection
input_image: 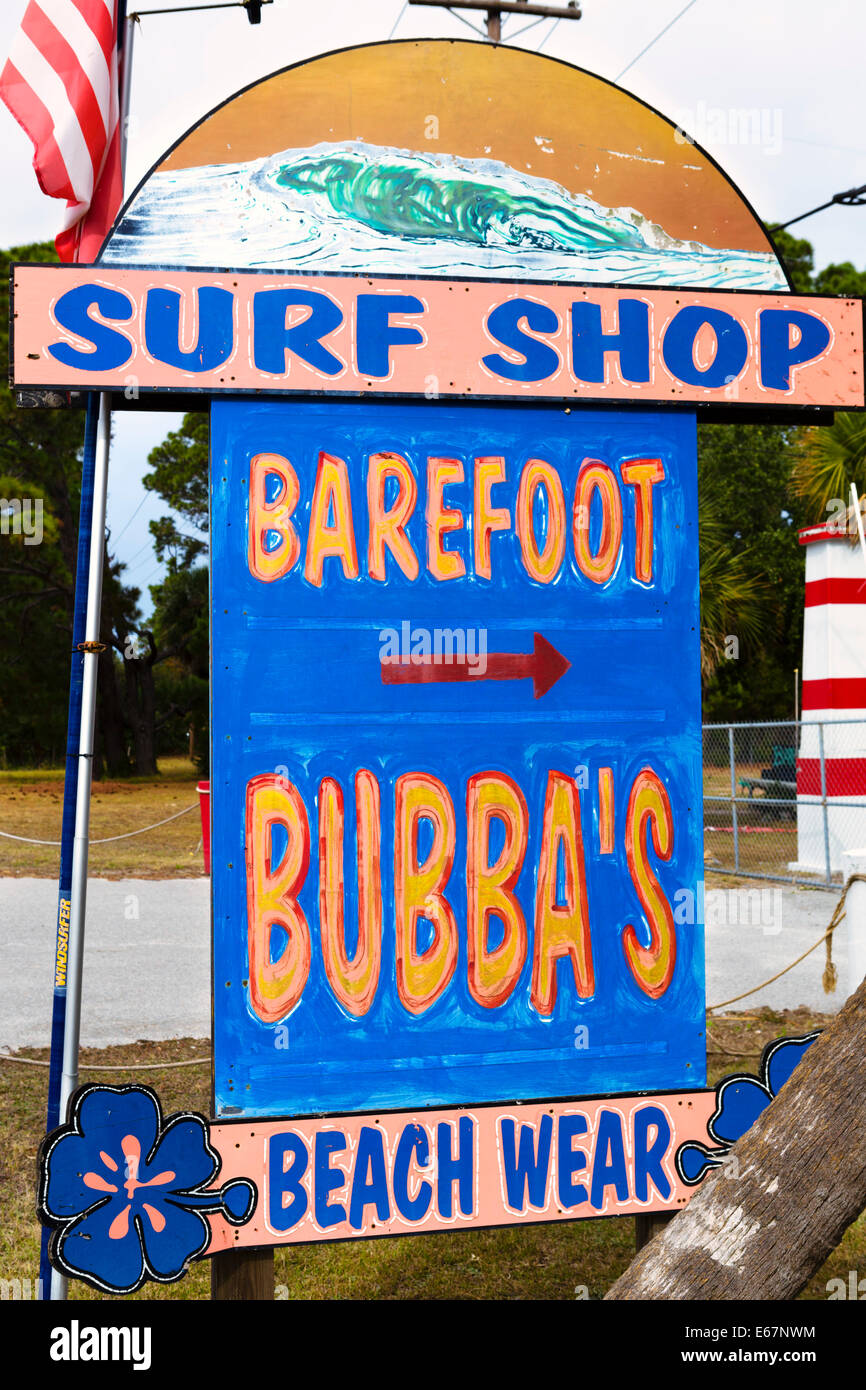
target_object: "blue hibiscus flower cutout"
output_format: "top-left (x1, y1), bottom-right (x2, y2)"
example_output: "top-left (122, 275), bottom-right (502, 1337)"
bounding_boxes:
top-left (676, 1032), bottom-right (820, 1186)
top-left (38, 1084), bottom-right (256, 1295)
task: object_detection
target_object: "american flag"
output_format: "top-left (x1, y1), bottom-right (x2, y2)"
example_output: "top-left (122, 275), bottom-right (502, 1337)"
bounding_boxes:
top-left (0, 0), bottom-right (124, 262)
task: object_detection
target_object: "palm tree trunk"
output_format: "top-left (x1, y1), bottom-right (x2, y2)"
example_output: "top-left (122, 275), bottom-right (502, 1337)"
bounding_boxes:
top-left (606, 977), bottom-right (866, 1300)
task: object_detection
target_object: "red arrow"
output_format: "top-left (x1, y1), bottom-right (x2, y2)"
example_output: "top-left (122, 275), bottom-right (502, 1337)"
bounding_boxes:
top-left (381, 632), bottom-right (570, 700)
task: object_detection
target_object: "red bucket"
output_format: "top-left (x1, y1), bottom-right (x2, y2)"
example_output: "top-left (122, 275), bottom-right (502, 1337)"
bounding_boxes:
top-left (197, 781), bottom-right (211, 874)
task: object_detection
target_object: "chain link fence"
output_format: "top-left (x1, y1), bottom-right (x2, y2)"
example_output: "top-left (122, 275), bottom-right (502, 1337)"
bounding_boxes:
top-left (703, 719), bottom-right (866, 885)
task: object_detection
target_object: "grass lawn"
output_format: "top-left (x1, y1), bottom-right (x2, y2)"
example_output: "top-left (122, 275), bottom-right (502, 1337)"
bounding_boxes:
top-left (1, 1012), bottom-right (862, 1302)
top-left (0, 758), bottom-right (205, 879)
top-left (0, 759), bottom-right (831, 885)
top-left (1, 765), bottom-right (861, 1299)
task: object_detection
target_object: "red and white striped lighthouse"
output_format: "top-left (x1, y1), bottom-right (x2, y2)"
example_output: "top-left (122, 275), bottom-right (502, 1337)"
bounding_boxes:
top-left (795, 501), bottom-right (866, 874)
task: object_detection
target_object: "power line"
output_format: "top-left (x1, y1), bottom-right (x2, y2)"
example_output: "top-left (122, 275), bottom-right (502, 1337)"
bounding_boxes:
top-left (444, 6), bottom-right (488, 37)
top-left (615, 0), bottom-right (700, 82)
top-left (138, 562), bottom-right (165, 586)
top-left (786, 134), bottom-right (866, 158)
top-left (388, 1), bottom-right (408, 39)
top-left (505, 13), bottom-right (548, 39)
top-left (125, 547), bottom-right (164, 577)
top-left (123, 539), bottom-right (153, 568)
top-left (111, 489), bottom-right (150, 546)
top-left (124, 538), bottom-right (161, 571)
top-left (770, 184), bottom-right (866, 233)
top-left (536, 16), bottom-right (559, 50)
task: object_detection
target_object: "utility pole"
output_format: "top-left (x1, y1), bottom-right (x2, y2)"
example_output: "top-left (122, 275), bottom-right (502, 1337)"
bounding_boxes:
top-left (408, 1), bottom-right (581, 43)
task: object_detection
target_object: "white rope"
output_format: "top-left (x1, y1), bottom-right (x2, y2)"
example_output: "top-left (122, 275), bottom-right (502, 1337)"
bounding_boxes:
top-left (0, 801), bottom-right (199, 846)
top-left (706, 874), bottom-right (863, 1010)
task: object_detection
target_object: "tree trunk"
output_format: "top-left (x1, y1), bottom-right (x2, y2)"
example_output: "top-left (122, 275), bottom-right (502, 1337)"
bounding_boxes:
top-left (606, 977), bottom-right (866, 1300)
top-left (123, 632), bottom-right (158, 776)
top-left (96, 646), bottom-right (130, 778)
top-left (91, 723), bottom-right (104, 783)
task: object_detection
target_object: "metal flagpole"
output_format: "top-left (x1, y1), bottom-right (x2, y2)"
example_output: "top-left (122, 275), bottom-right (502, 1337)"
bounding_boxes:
top-left (50, 395), bottom-right (112, 1300)
top-left (37, 397), bottom-right (100, 1300)
top-left (121, 3), bottom-right (136, 140)
top-left (44, 0), bottom-right (134, 1302)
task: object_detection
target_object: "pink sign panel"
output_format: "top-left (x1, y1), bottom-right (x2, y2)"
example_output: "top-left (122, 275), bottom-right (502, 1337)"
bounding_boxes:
top-left (11, 263), bottom-right (864, 411)
top-left (38, 1032), bottom-right (819, 1292)
top-left (206, 1090), bottom-right (716, 1250)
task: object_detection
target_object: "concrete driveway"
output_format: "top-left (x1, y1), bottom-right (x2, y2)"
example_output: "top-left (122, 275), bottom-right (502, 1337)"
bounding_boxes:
top-left (0, 876), bottom-right (851, 1050)
top-left (1, 877), bottom-right (210, 1049)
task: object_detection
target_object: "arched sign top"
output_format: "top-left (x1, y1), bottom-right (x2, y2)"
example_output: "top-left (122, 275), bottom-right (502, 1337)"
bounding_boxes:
top-left (12, 40), bottom-right (863, 412)
top-left (100, 39), bottom-right (787, 291)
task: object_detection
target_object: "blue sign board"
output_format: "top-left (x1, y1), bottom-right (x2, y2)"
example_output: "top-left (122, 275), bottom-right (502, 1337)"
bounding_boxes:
top-left (210, 398), bottom-right (704, 1119)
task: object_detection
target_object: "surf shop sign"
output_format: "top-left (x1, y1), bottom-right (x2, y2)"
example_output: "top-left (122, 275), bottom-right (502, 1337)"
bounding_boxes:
top-left (23, 38), bottom-right (863, 1295)
top-left (12, 267), bottom-right (864, 410)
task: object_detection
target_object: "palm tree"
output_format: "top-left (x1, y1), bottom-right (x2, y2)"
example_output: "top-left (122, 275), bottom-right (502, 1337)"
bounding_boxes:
top-left (698, 490), bottom-right (766, 680)
top-left (790, 411), bottom-right (866, 525)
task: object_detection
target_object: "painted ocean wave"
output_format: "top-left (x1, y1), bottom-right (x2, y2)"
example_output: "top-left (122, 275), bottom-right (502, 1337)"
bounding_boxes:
top-left (103, 141), bottom-right (785, 290)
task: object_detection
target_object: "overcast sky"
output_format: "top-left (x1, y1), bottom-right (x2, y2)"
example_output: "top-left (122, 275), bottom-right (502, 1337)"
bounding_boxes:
top-left (2, 0), bottom-right (864, 614)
